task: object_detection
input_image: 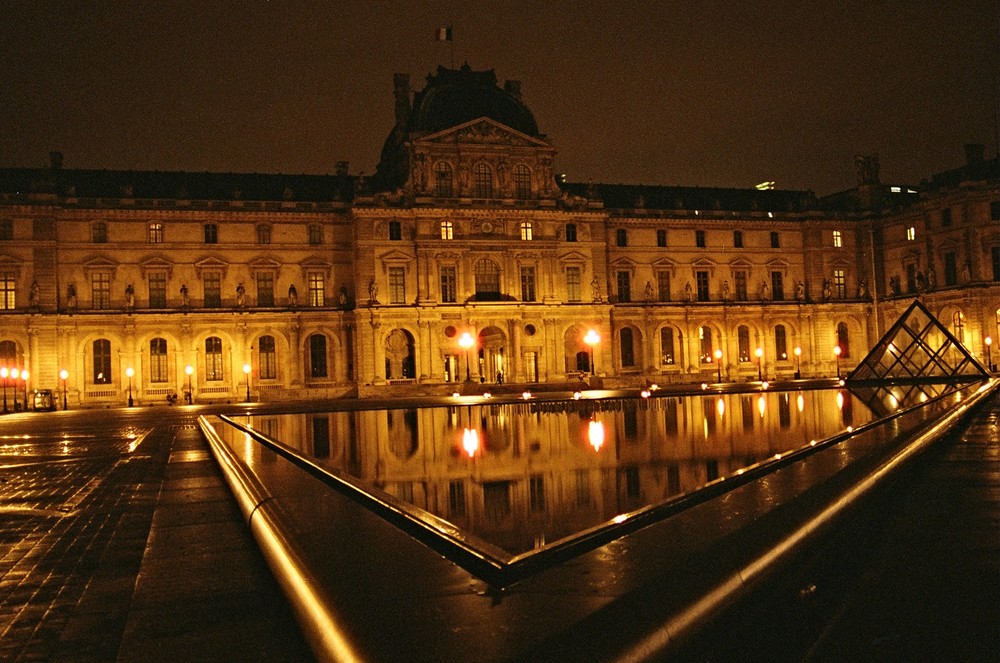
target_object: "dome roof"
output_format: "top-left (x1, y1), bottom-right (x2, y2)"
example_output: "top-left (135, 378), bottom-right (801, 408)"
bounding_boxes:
top-left (406, 65), bottom-right (539, 137)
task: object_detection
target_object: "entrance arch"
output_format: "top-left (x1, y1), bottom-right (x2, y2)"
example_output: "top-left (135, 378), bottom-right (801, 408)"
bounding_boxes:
top-left (385, 328), bottom-right (415, 379)
top-left (477, 326), bottom-right (507, 383)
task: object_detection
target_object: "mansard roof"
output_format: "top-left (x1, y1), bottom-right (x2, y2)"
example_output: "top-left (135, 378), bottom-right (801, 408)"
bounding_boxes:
top-left (559, 181), bottom-right (818, 214)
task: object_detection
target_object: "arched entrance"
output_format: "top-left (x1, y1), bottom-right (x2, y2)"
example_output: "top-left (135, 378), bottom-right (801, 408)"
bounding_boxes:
top-left (385, 328), bottom-right (416, 379)
top-left (477, 326), bottom-right (507, 383)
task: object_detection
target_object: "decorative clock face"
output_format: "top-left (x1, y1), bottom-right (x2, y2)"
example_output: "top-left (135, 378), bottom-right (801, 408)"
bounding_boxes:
top-left (481, 221), bottom-right (493, 234)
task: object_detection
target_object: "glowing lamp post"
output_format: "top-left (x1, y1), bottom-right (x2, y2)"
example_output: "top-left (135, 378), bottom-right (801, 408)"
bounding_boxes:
top-left (755, 347), bottom-right (763, 381)
top-left (986, 336), bottom-right (993, 372)
top-left (185, 365), bottom-right (194, 404)
top-left (794, 346), bottom-right (802, 379)
top-left (834, 345), bottom-right (842, 379)
top-left (714, 348), bottom-right (723, 382)
top-left (0, 367), bottom-right (7, 413)
top-left (60, 369), bottom-right (68, 410)
top-left (243, 363), bottom-right (252, 402)
top-left (124, 367), bottom-right (134, 407)
top-left (584, 329), bottom-right (600, 376)
top-left (458, 332), bottom-right (474, 382)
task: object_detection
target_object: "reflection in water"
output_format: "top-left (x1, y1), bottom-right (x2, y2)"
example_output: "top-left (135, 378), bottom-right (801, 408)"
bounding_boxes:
top-left (223, 389), bottom-right (891, 556)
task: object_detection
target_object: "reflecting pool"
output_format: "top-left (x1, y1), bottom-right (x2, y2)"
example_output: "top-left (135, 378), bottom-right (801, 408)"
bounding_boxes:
top-left (226, 389), bottom-right (873, 555)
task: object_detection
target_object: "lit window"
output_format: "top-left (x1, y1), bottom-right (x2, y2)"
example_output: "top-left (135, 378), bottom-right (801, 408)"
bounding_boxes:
top-left (92, 339), bottom-right (111, 384)
top-left (148, 223), bottom-right (164, 243)
top-left (440, 220), bottom-right (453, 240)
top-left (149, 338), bottom-right (168, 383)
top-left (906, 226), bottom-right (916, 241)
top-left (833, 270), bottom-right (846, 298)
top-left (308, 273), bottom-right (325, 306)
top-left (520, 221), bottom-right (533, 241)
top-left (832, 230), bottom-right (842, 248)
top-left (205, 337), bottom-right (223, 381)
top-left (0, 273), bottom-right (14, 309)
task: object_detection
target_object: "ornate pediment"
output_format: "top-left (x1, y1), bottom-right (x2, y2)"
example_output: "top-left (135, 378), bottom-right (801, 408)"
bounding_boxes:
top-left (139, 255), bottom-right (174, 277)
top-left (416, 117), bottom-right (550, 148)
top-left (82, 254), bottom-right (119, 276)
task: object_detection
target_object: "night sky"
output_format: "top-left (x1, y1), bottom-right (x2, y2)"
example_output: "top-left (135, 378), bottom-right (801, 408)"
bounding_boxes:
top-left (2, 1), bottom-right (997, 195)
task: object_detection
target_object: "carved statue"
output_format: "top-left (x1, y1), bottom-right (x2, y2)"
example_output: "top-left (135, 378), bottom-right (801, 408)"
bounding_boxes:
top-left (644, 281), bottom-right (654, 302)
top-left (822, 279), bottom-right (832, 301)
top-left (368, 278), bottom-right (379, 304)
top-left (236, 282), bottom-right (246, 307)
top-left (591, 277), bottom-right (601, 302)
top-left (761, 281), bottom-right (771, 301)
top-left (288, 284), bottom-right (298, 307)
top-left (721, 280), bottom-right (731, 301)
top-left (180, 284), bottom-right (190, 307)
top-left (66, 283), bottom-right (77, 309)
top-left (927, 267), bottom-right (937, 290)
top-left (915, 270), bottom-right (927, 291)
top-left (889, 276), bottom-right (900, 296)
top-left (28, 280), bottom-right (39, 307)
top-left (795, 280), bottom-right (805, 301)
top-left (339, 286), bottom-right (348, 306)
top-left (684, 281), bottom-right (694, 302)
top-left (857, 279), bottom-right (868, 299)
top-left (124, 283), bottom-right (135, 309)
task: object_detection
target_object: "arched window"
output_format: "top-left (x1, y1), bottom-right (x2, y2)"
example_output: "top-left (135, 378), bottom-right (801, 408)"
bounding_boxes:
top-left (93, 339), bottom-right (111, 384)
top-left (474, 259), bottom-right (501, 301)
top-left (699, 326), bottom-right (713, 364)
top-left (309, 334), bottom-right (328, 378)
top-left (150, 338), bottom-right (168, 383)
top-left (836, 322), bottom-right (850, 358)
top-left (774, 325), bottom-right (788, 360)
top-left (660, 327), bottom-right (675, 365)
top-left (738, 326), bottom-right (751, 362)
top-left (473, 163), bottom-right (493, 198)
top-left (513, 164), bottom-right (531, 198)
top-left (259, 335), bottom-right (276, 380)
top-left (205, 337), bottom-right (223, 381)
top-left (434, 161), bottom-right (453, 197)
top-left (620, 328), bottom-right (635, 368)
top-left (952, 311), bottom-right (965, 344)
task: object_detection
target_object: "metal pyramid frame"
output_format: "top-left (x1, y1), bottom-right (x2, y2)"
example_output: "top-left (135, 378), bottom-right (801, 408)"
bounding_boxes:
top-left (846, 298), bottom-right (990, 384)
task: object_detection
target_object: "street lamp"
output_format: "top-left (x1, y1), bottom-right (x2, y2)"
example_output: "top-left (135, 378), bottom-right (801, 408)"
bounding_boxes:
top-left (60, 369), bottom-right (68, 410)
top-left (185, 365), bottom-right (194, 404)
top-left (584, 329), bottom-right (600, 376)
top-left (10, 369), bottom-right (18, 411)
top-left (458, 332), bottom-right (474, 382)
top-left (794, 346), bottom-right (802, 379)
top-left (243, 363), bottom-right (252, 402)
top-left (755, 347), bottom-right (763, 381)
top-left (834, 345), bottom-right (842, 379)
top-left (0, 367), bottom-right (7, 413)
top-left (986, 336), bottom-right (993, 372)
top-left (714, 348), bottom-right (723, 382)
top-left (125, 367), bottom-right (134, 407)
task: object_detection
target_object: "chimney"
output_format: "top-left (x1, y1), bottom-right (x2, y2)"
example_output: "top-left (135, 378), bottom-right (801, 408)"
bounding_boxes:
top-left (504, 80), bottom-right (522, 101)
top-left (393, 73), bottom-right (411, 129)
top-left (964, 143), bottom-right (984, 165)
top-left (49, 151), bottom-right (63, 170)
top-left (335, 161), bottom-right (349, 177)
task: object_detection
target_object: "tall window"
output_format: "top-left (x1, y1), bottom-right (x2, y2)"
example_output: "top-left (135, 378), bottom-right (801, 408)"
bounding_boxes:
top-left (616, 229), bottom-right (628, 247)
top-left (308, 224), bottom-right (322, 245)
top-left (256, 272), bottom-right (275, 307)
top-left (434, 161), bottom-right (453, 197)
top-left (256, 224), bottom-right (272, 244)
top-left (91, 222), bottom-right (107, 243)
top-left (0, 273), bottom-right (14, 309)
top-left (258, 335), bottom-right (277, 380)
top-left (388, 267), bottom-right (405, 304)
top-left (566, 266), bottom-right (581, 302)
top-left (660, 327), bottom-right (675, 365)
top-left (734, 230), bottom-right (744, 248)
top-left (513, 164), bottom-right (531, 198)
top-left (944, 252), bottom-right (958, 285)
top-left (832, 230), bottom-right (842, 247)
top-left (309, 334), bottom-right (328, 378)
top-left (93, 339), bottom-right (111, 384)
top-left (520, 266), bottom-right (536, 302)
top-left (308, 273), bottom-right (325, 306)
top-left (771, 271), bottom-right (784, 300)
top-left (699, 326), bottom-right (713, 364)
top-left (735, 271), bottom-right (748, 301)
top-left (657, 229), bottom-right (667, 247)
top-left (696, 230), bottom-right (706, 248)
top-left (204, 223), bottom-right (218, 244)
top-left (906, 226), bottom-right (916, 241)
top-left (616, 271), bottom-right (631, 303)
top-left (837, 322), bottom-right (850, 358)
top-left (205, 336), bottom-right (223, 381)
top-left (91, 273), bottom-right (111, 309)
top-left (440, 266), bottom-right (457, 303)
top-left (474, 259), bottom-right (501, 301)
top-left (474, 163), bottom-right (493, 198)
top-left (656, 271), bottom-right (670, 301)
top-left (770, 231), bottom-right (780, 248)
top-left (565, 223), bottom-right (577, 242)
top-left (774, 325), bottom-right (787, 360)
top-left (833, 270), bottom-right (846, 299)
top-left (620, 328), bottom-right (635, 367)
top-left (388, 221), bottom-right (402, 241)
top-left (203, 273), bottom-right (221, 308)
top-left (150, 338), bottom-right (168, 383)
top-left (738, 325), bottom-right (751, 362)
top-left (440, 220), bottom-right (453, 240)
top-left (148, 273), bottom-right (167, 308)
top-left (147, 223), bottom-right (164, 243)
top-left (952, 311), bottom-right (965, 343)
top-left (520, 221), bottom-right (533, 241)
top-left (696, 271), bottom-right (710, 301)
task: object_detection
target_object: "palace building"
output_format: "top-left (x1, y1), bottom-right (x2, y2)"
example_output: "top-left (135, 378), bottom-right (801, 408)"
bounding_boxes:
top-left (1, 65), bottom-right (998, 407)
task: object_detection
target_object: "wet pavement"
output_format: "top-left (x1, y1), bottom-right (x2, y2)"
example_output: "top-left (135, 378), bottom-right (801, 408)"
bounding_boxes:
top-left (0, 389), bottom-right (996, 662)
